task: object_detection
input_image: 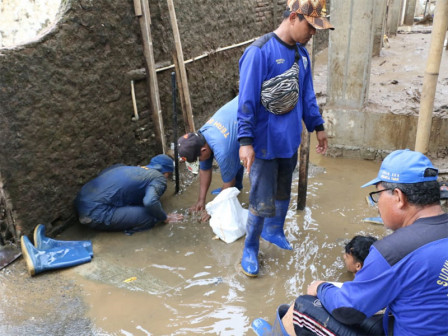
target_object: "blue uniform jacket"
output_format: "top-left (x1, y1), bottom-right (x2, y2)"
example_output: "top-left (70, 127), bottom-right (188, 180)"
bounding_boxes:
top-left (238, 33), bottom-right (324, 159)
top-left (199, 96), bottom-right (240, 183)
top-left (317, 214), bottom-right (448, 336)
top-left (75, 165), bottom-right (167, 226)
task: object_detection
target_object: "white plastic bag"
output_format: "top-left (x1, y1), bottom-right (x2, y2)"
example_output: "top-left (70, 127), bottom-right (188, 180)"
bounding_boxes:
top-left (205, 187), bottom-right (248, 243)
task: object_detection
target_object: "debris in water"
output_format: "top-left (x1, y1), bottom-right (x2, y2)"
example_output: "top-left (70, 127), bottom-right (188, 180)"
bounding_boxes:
top-left (123, 276), bottom-right (137, 283)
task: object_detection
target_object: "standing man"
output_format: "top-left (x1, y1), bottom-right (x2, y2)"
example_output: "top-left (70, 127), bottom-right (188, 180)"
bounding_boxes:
top-left (75, 154), bottom-right (182, 234)
top-left (238, 0), bottom-right (333, 276)
top-left (281, 149), bottom-right (448, 335)
top-left (177, 96), bottom-right (243, 220)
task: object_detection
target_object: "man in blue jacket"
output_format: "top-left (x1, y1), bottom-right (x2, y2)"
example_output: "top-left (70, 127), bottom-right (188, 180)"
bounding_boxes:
top-left (177, 96), bottom-right (243, 220)
top-left (237, 0), bottom-right (333, 277)
top-left (278, 150), bottom-right (448, 336)
top-left (75, 154), bottom-right (182, 233)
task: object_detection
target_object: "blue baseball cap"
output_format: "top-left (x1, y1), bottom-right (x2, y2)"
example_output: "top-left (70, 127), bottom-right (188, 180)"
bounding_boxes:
top-left (361, 149), bottom-right (438, 188)
top-left (147, 154), bottom-right (174, 174)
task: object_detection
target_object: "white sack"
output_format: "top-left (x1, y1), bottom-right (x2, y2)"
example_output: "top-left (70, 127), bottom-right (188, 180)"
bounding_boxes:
top-left (205, 187), bottom-right (248, 243)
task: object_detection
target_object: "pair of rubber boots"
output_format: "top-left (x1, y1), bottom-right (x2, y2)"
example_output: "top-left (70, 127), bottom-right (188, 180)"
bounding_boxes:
top-left (21, 224), bottom-right (93, 276)
top-left (241, 199), bottom-right (292, 277)
top-left (252, 304), bottom-right (290, 336)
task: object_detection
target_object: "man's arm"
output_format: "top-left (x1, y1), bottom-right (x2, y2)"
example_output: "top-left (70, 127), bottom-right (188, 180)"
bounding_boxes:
top-left (143, 176), bottom-right (168, 222)
top-left (192, 168), bottom-right (212, 211)
top-left (311, 247), bottom-right (394, 325)
top-left (238, 46), bottom-right (264, 173)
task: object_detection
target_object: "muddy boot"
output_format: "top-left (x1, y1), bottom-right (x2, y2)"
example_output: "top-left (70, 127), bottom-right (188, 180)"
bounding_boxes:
top-left (33, 224), bottom-right (93, 257)
top-left (261, 199), bottom-right (292, 250)
top-left (21, 235), bottom-right (92, 276)
top-left (241, 212), bottom-right (264, 277)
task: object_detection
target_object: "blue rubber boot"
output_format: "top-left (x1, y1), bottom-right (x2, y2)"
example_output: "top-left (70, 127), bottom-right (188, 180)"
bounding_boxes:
top-left (251, 318), bottom-right (272, 335)
top-left (33, 224), bottom-right (93, 257)
top-left (251, 304), bottom-right (290, 336)
top-left (261, 199), bottom-right (292, 250)
top-left (271, 304), bottom-right (290, 335)
top-left (21, 235), bottom-right (92, 276)
top-left (241, 212), bottom-right (264, 277)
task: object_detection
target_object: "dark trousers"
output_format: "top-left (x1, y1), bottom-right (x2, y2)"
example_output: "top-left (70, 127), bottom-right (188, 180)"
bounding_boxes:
top-left (293, 295), bottom-right (386, 336)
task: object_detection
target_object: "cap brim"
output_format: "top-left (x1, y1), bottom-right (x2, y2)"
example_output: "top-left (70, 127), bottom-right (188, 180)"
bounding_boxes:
top-left (304, 15), bottom-right (335, 30)
top-left (361, 177), bottom-right (381, 188)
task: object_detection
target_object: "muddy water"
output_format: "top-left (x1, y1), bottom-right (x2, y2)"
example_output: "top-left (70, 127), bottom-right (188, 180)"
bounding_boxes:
top-left (0, 151), bottom-right (389, 335)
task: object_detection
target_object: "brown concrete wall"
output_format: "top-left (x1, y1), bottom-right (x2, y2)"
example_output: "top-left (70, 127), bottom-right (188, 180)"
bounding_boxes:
top-left (0, 0), bottom-right (281, 236)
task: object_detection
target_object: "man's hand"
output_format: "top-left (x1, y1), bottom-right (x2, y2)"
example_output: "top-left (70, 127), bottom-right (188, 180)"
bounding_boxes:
top-left (189, 201), bottom-right (206, 213)
top-left (239, 145), bottom-right (255, 174)
top-left (307, 280), bottom-right (325, 296)
top-left (200, 210), bottom-right (211, 222)
top-left (165, 213), bottom-right (184, 223)
top-left (315, 131), bottom-right (328, 155)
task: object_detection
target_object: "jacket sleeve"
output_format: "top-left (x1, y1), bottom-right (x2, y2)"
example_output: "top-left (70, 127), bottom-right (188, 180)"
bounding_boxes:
top-left (317, 247), bottom-right (394, 325)
top-left (299, 48), bottom-right (325, 132)
top-left (237, 46), bottom-right (265, 144)
top-left (142, 175), bottom-right (167, 221)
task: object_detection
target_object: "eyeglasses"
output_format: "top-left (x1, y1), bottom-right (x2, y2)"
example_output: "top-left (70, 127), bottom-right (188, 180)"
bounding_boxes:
top-left (369, 188), bottom-right (393, 203)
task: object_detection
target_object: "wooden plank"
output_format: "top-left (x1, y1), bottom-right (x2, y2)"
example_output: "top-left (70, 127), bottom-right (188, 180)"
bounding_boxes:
top-left (138, 0), bottom-right (166, 153)
top-left (167, 0), bottom-right (195, 132)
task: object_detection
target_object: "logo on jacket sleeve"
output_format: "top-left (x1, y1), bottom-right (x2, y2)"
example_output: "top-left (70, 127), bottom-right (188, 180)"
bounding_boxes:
top-left (302, 56), bottom-right (308, 70)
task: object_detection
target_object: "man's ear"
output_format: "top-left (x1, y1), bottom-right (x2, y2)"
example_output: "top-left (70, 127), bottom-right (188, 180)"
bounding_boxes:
top-left (394, 188), bottom-right (407, 209)
top-left (355, 262), bottom-right (362, 272)
top-left (288, 11), bottom-right (297, 24)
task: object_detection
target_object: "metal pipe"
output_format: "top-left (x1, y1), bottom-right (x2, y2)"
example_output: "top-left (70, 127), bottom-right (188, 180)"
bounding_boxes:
top-left (171, 72), bottom-right (180, 194)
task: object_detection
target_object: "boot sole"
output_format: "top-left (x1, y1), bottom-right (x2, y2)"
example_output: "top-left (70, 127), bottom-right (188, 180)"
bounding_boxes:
top-left (241, 264), bottom-right (258, 277)
top-left (20, 236), bottom-right (36, 276)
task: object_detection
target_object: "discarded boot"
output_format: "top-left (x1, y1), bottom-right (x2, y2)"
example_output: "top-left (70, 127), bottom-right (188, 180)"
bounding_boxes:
top-left (241, 212), bottom-right (264, 277)
top-left (261, 199), bottom-right (292, 250)
top-left (21, 235), bottom-right (92, 276)
top-left (33, 224), bottom-right (93, 257)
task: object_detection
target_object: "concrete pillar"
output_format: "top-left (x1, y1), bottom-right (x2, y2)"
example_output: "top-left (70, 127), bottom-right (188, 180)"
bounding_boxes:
top-left (403, 0), bottom-right (417, 26)
top-left (327, 0), bottom-right (375, 109)
top-left (372, 0), bottom-right (387, 56)
top-left (387, 0), bottom-right (403, 36)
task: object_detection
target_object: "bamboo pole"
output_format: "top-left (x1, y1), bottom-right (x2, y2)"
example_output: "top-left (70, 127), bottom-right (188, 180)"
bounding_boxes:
top-left (167, 0), bottom-right (195, 132)
top-left (135, 0), bottom-right (167, 153)
top-left (415, 0), bottom-right (448, 154)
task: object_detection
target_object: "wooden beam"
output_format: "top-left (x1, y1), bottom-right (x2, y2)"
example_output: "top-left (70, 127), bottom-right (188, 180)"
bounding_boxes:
top-left (136, 0), bottom-right (167, 153)
top-left (167, 0), bottom-right (195, 132)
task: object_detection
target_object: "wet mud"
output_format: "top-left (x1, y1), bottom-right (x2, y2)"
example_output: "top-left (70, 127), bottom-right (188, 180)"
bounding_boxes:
top-left (1, 149), bottom-right (389, 336)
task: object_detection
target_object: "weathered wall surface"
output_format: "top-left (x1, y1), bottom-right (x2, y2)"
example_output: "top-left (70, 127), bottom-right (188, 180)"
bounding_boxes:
top-left (0, 0), bottom-right (291, 236)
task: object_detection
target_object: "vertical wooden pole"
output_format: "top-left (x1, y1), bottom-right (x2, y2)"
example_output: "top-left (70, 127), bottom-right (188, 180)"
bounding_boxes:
top-left (297, 37), bottom-right (317, 211)
top-left (136, 0), bottom-right (167, 153)
top-left (167, 0), bottom-right (195, 132)
top-left (173, 52), bottom-right (190, 133)
top-left (415, 0), bottom-right (448, 154)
